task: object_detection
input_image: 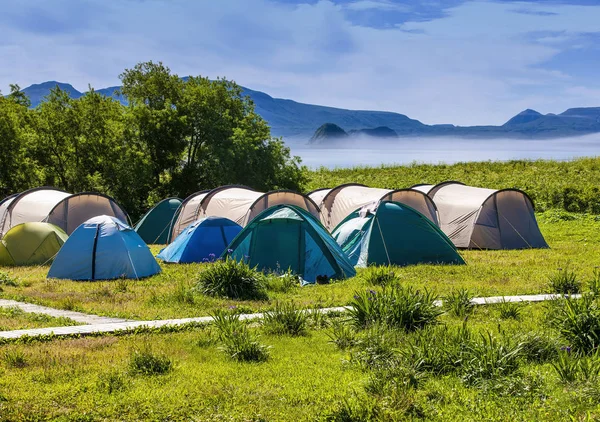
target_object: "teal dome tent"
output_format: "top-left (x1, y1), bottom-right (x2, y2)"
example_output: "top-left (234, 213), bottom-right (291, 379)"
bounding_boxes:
top-left (135, 198), bottom-right (182, 244)
top-left (332, 201), bottom-right (465, 267)
top-left (225, 205), bottom-right (356, 283)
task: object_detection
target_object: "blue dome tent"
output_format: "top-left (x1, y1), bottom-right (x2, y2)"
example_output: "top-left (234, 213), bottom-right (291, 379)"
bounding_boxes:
top-left (157, 217), bottom-right (242, 264)
top-left (48, 215), bottom-right (161, 281)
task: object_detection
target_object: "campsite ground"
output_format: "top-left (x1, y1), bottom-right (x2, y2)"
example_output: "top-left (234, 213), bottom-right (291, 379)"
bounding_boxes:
top-left (0, 211), bottom-right (599, 322)
top-left (2, 158), bottom-right (600, 420)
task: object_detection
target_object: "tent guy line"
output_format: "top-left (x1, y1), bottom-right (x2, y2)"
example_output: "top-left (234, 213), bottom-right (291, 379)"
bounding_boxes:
top-left (0, 293), bottom-right (583, 340)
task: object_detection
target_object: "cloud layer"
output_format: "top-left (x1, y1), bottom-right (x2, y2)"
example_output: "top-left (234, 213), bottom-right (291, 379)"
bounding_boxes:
top-left (1, 0), bottom-right (599, 125)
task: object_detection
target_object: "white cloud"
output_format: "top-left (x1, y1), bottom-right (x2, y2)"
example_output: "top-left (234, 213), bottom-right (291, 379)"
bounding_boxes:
top-left (0, 0), bottom-right (599, 126)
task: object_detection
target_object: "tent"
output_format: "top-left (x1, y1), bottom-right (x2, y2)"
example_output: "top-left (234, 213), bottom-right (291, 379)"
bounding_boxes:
top-left (171, 185), bottom-right (320, 239)
top-left (0, 187), bottom-right (71, 238)
top-left (135, 198), bottom-right (182, 244)
top-left (412, 182), bottom-right (548, 249)
top-left (157, 217), bottom-right (242, 263)
top-left (332, 201), bottom-right (464, 267)
top-left (0, 222), bottom-right (68, 266)
top-left (45, 193), bottom-right (129, 235)
top-left (226, 205), bottom-right (356, 283)
top-left (48, 215), bottom-right (161, 281)
top-left (310, 183), bottom-right (439, 231)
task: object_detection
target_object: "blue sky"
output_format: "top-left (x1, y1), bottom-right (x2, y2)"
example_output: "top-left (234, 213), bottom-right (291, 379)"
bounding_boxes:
top-left (1, 0), bottom-right (599, 125)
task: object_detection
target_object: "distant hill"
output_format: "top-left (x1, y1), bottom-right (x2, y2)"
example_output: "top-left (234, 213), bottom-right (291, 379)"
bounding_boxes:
top-left (309, 123), bottom-right (348, 144)
top-left (349, 126), bottom-right (398, 138)
top-left (16, 81), bottom-right (600, 141)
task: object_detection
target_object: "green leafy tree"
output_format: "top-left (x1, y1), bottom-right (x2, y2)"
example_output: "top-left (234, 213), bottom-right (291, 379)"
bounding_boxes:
top-left (0, 85), bottom-right (39, 196)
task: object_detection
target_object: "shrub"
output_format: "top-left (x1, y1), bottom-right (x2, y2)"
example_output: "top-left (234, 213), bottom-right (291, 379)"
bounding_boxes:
top-left (548, 268), bottom-right (581, 294)
top-left (548, 295), bottom-right (600, 354)
top-left (497, 298), bottom-right (523, 320)
top-left (327, 322), bottom-right (357, 351)
top-left (518, 332), bottom-right (559, 363)
top-left (461, 331), bottom-right (523, 385)
top-left (588, 268), bottom-right (600, 297)
top-left (265, 269), bottom-right (299, 293)
top-left (212, 310), bottom-right (270, 362)
top-left (262, 301), bottom-right (308, 336)
top-left (97, 370), bottom-right (126, 393)
top-left (360, 266), bottom-right (398, 286)
top-left (443, 288), bottom-right (474, 318)
top-left (3, 349), bottom-right (26, 368)
top-left (348, 286), bottom-right (442, 331)
top-left (0, 271), bottom-right (18, 287)
top-left (197, 257), bottom-right (267, 300)
top-left (128, 347), bottom-right (173, 375)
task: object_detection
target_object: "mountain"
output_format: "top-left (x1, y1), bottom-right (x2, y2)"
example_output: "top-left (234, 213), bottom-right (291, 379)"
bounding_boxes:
top-left (17, 81), bottom-right (600, 141)
top-left (309, 123), bottom-right (348, 144)
top-left (349, 126), bottom-right (398, 138)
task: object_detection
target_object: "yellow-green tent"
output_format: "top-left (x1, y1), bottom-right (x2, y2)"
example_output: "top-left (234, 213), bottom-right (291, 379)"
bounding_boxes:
top-left (0, 223), bottom-right (68, 266)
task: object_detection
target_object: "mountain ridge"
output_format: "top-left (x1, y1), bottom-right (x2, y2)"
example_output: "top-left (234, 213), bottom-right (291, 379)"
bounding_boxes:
top-left (14, 81), bottom-right (600, 141)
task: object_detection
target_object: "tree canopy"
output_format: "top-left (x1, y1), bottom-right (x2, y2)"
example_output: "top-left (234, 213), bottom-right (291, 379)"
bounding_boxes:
top-left (0, 62), bottom-right (306, 218)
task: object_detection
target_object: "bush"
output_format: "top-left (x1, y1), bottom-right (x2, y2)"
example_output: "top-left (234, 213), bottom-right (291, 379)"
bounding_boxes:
top-left (443, 288), bottom-right (474, 318)
top-left (262, 301), bottom-right (308, 336)
top-left (518, 332), bottom-right (559, 363)
top-left (461, 331), bottom-right (524, 385)
top-left (0, 271), bottom-right (18, 287)
top-left (128, 347), bottom-right (173, 376)
top-left (589, 268), bottom-right (600, 297)
top-left (97, 371), bottom-right (127, 393)
top-left (548, 268), bottom-right (581, 294)
top-left (3, 349), bottom-right (26, 368)
top-left (212, 310), bottom-right (270, 362)
top-left (548, 295), bottom-right (600, 354)
top-left (497, 298), bottom-right (523, 320)
top-left (360, 266), bottom-right (398, 286)
top-left (327, 322), bottom-right (357, 351)
top-left (348, 286), bottom-right (442, 331)
top-left (197, 257), bottom-right (267, 300)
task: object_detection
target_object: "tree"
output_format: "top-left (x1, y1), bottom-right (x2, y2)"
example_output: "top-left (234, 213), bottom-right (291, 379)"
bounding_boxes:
top-left (0, 85), bottom-right (38, 197)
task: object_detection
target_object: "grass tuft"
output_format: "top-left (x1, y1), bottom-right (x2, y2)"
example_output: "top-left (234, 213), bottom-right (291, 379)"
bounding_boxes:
top-left (548, 267), bottom-right (581, 294)
top-left (443, 288), bottom-right (474, 318)
top-left (128, 347), bottom-right (173, 376)
top-left (197, 257), bottom-right (267, 300)
top-left (360, 266), bottom-right (398, 286)
top-left (262, 301), bottom-right (308, 336)
top-left (212, 311), bottom-right (270, 362)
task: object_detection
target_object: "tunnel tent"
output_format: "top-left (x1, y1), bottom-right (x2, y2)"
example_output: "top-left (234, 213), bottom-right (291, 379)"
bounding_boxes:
top-left (157, 217), bottom-right (242, 264)
top-left (318, 183), bottom-right (439, 230)
top-left (422, 182), bottom-right (548, 249)
top-left (332, 201), bottom-right (464, 268)
top-left (226, 205), bottom-right (356, 283)
top-left (0, 222), bottom-right (68, 266)
top-left (48, 215), bottom-right (161, 281)
top-left (135, 197), bottom-right (183, 244)
top-left (44, 192), bottom-right (129, 235)
top-left (0, 187), bottom-right (71, 238)
top-left (171, 185), bottom-right (320, 240)
top-left (307, 188), bottom-right (332, 208)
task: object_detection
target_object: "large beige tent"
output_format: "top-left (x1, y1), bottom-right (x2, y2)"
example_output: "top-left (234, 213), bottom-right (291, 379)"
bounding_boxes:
top-left (310, 183), bottom-right (439, 231)
top-left (0, 187), bottom-right (71, 238)
top-left (44, 193), bottom-right (129, 235)
top-left (171, 186), bottom-right (320, 240)
top-left (412, 182), bottom-right (548, 249)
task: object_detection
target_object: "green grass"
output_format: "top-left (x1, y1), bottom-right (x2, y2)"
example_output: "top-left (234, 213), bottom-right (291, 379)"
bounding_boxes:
top-left (1, 212), bottom-right (600, 321)
top-left (306, 157), bottom-right (600, 213)
top-left (0, 306), bottom-right (81, 331)
top-left (0, 303), bottom-right (599, 420)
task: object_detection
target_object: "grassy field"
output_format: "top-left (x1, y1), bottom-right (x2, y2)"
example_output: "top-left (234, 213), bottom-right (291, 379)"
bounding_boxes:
top-left (307, 158), bottom-right (600, 213)
top-left (1, 300), bottom-right (599, 420)
top-left (0, 211), bottom-right (599, 321)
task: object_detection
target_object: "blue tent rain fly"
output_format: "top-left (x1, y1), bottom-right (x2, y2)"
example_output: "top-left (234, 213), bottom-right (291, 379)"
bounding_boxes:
top-left (48, 215), bottom-right (161, 281)
top-left (225, 205), bottom-right (356, 283)
top-left (157, 217), bottom-right (242, 264)
top-left (332, 201), bottom-right (465, 268)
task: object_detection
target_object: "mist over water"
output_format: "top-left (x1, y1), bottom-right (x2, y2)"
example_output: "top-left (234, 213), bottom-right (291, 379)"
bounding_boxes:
top-left (289, 135), bottom-right (600, 169)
